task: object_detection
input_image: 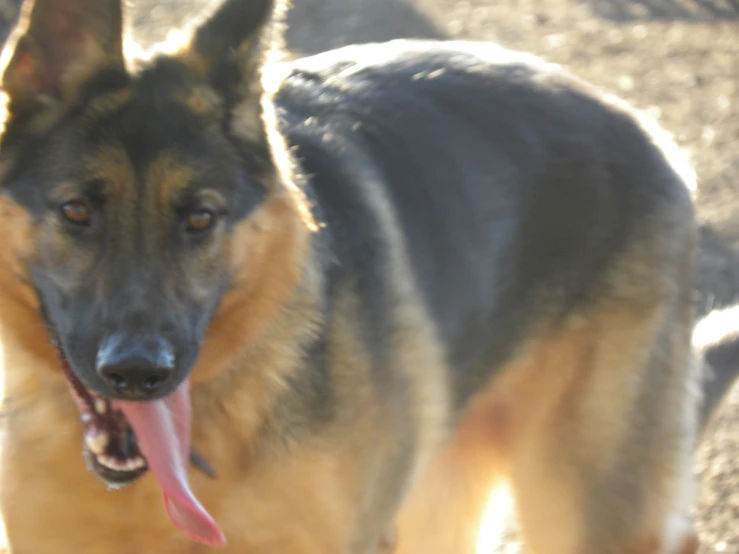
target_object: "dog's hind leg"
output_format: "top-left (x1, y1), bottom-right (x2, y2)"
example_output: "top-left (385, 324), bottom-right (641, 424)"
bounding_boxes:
top-left (393, 386), bottom-right (512, 554)
top-left (393, 274), bottom-right (699, 554)
top-left (504, 291), bottom-right (700, 554)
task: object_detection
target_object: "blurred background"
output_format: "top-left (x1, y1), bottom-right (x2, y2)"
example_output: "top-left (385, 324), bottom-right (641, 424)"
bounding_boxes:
top-left (0, 0), bottom-right (736, 551)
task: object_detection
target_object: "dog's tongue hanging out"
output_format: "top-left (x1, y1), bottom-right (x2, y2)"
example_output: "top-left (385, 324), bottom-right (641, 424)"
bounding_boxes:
top-left (114, 379), bottom-right (226, 546)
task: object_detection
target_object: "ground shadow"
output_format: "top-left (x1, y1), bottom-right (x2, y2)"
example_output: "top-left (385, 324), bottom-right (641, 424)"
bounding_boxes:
top-left (584, 0), bottom-right (739, 21)
top-left (0, 0), bottom-right (20, 47)
top-left (695, 224), bottom-right (739, 431)
top-left (695, 225), bottom-right (739, 317)
top-left (284, 0), bottom-right (444, 55)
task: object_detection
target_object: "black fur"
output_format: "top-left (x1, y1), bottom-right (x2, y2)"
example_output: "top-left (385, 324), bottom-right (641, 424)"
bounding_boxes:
top-left (277, 42), bottom-right (690, 408)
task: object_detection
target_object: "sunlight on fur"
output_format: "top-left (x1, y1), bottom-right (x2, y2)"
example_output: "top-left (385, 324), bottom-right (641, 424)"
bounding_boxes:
top-left (476, 483), bottom-right (516, 554)
top-left (693, 304), bottom-right (739, 351)
top-left (0, 337), bottom-right (8, 552)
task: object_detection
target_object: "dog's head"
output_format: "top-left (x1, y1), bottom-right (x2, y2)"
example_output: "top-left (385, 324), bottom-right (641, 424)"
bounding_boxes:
top-left (0, 0), bottom-right (286, 401)
top-left (0, 0), bottom-right (308, 543)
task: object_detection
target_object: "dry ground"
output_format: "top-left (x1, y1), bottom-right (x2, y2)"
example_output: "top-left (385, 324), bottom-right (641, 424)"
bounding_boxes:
top-left (0, 0), bottom-right (736, 552)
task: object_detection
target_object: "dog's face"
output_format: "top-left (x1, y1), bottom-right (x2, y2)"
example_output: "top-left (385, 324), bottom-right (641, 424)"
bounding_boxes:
top-left (0, 0), bottom-right (275, 402)
top-left (6, 64), bottom-right (268, 401)
top-left (0, 2), bottom-right (303, 541)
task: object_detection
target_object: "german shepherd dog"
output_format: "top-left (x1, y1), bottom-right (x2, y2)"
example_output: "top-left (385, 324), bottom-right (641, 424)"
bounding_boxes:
top-left (0, 0), bottom-right (701, 552)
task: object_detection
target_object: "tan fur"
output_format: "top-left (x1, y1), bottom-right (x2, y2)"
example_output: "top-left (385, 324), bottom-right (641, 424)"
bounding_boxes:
top-left (0, 196), bottom-right (59, 393)
top-left (394, 235), bottom-right (698, 554)
top-left (145, 153), bottom-right (199, 215)
top-left (192, 187), bottom-right (314, 385)
top-left (394, 302), bottom-right (697, 554)
top-left (177, 86), bottom-right (222, 118)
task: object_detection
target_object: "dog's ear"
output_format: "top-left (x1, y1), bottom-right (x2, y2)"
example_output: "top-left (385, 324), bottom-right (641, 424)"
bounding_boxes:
top-left (178, 0), bottom-right (280, 142)
top-left (1, 0), bottom-right (125, 111)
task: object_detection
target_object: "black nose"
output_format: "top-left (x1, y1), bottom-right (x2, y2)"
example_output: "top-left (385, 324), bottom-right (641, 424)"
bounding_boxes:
top-left (96, 334), bottom-right (175, 400)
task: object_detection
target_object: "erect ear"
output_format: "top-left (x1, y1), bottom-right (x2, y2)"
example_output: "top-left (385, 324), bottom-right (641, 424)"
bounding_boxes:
top-left (0, 0), bottom-right (124, 117)
top-left (178, 0), bottom-right (281, 142)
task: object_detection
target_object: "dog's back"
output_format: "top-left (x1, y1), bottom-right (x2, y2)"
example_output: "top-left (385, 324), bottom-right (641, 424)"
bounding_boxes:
top-left (278, 40), bottom-right (696, 406)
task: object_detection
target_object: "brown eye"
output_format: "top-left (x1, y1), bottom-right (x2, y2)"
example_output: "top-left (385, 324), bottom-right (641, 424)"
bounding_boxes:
top-left (60, 199), bottom-right (91, 226)
top-left (185, 209), bottom-right (215, 233)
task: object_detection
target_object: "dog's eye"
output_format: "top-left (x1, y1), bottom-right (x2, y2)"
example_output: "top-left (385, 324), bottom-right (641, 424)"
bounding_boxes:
top-left (60, 199), bottom-right (92, 226)
top-left (185, 209), bottom-right (215, 233)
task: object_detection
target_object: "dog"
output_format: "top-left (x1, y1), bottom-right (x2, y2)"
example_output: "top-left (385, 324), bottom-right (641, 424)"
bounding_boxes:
top-left (0, 0), bottom-right (701, 552)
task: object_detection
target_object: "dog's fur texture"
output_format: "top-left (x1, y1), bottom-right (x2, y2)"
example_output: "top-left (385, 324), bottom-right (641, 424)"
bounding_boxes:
top-left (0, 0), bottom-right (701, 552)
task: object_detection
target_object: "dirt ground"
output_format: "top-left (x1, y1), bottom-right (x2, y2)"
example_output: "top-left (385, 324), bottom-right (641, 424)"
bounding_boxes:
top-left (0, 0), bottom-right (737, 552)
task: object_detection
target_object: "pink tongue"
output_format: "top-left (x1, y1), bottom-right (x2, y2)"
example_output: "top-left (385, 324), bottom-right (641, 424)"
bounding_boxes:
top-left (115, 379), bottom-right (225, 546)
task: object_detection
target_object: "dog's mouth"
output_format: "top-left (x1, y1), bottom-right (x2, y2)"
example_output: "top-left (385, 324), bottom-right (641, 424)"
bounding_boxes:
top-left (65, 366), bottom-right (148, 485)
top-left (52, 339), bottom-right (225, 546)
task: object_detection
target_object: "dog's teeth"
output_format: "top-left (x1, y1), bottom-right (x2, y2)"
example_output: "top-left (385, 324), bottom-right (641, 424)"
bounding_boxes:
top-left (80, 412), bottom-right (93, 424)
top-left (127, 457), bottom-right (146, 471)
top-left (98, 455), bottom-right (127, 471)
top-left (97, 455), bottom-right (117, 470)
top-left (94, 398), bottom-right (107, 414)
top-left (85, 430), bottom-right (109, 455)
top-left (97, 454), bottom-right (145, 472)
